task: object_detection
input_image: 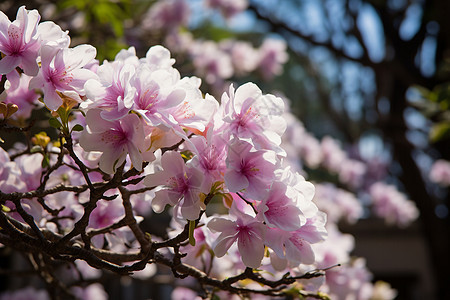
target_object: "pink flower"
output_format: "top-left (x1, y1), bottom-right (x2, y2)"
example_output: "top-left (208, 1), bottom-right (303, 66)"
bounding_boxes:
top-left (206, 0), bottom-right (248, 19)
top-left (142, 0), bottom-right (190, 31)
top-left (224, 139), bottom-right (277, 199)
top-left (429, 159), bottom-right (450, 186)
top-left (29, 44), bottom-right (97, 111)
top-left (0, 6), bottom-right (41, 75)
top-left (188, 132), bottom-right (228, 190)
top-left (37, 20), bottom-right (70, 48)
top-left (132, 67), bottom-right (186, 126)
top-left (79, 109), bottom-right (153, 174)
top-left (82, 61), bottom-right (136, 120)
top-left (191, 41), bottom-right (233, 84)
top-left (320, 136), bottom-right (347, 173)
top-left (144, 151), bottom-right (206, 220)
top-left (220, 40), bottom-right (258, 75)
top-left (313, 183), bottom-right (363, 224)
top-left (88, 197), bottom-right (125, 247)
top-left (220, 83), bottom-right (286, 153)
top-left (369, 182), bottom-right (419, 227)
top-left (257, 181), bottom-right (303, 231)
top-left (265, 212), bottom-right (327, 266)
top-left (338, 159), bottom-right (367, 189)
top-left (257, 38), bottom-right (288, 81)
top-left (208, 207), bottom-right (266, 268)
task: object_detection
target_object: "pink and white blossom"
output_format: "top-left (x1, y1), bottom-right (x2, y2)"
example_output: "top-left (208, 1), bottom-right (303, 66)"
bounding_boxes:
top-left (82, 61), bottom-right (135, 120)
top-left (188, 132), bottom-right (228, 190)
top-left (79, 109), bottom-right (154, 174)
top-left (369, 182), bottom-right (419, 227)
top-left (144, 151), bottom-right (207, 220)
top-left (257, 181), bottom-right (303, 231)
top-left (29, 44), bottom-right (97, 111)
top-left (265, 212), bottom-right (327, 266)
top-left (208, 206), bottom-right (266, 268)
top-left (224, 139), bottom-right (277, 199)
top-left (257, 38), bottom-right (288, 81)
top-left (0, 6), bottom-right (41, 75)
top-left (220, 83), bottom-right (286, 153)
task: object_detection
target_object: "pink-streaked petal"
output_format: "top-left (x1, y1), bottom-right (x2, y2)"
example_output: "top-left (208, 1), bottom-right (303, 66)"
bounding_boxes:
top-left (63, 44), bottom-right (97, 71)
top-left (79, 131), bottom-right (104, 152)
top-left (127, 144), bottom-right (143, 171)
top-left (0, 55), bottom-right (21, 74)
top-left (0, 11), bottom-right (9, 33)
top-left (165, 89), bottom-right (185, 108)
top-left (5, 69), bottom-right (20, 88)
top-left (84, 109), bottom-right (114, 132)
top-left (264, 228), bottom-right (286, 259)
top-left (234, 83), bottom-right (261, 106)
top-left (186, 166), bottom-right (205, 190)
top-left (99, 148), bottom-right (126, 174)
top-left (143, 171), bottom-right (172, 187)
top-left (28, 72), bottom-right (44, 90)
top-left (262, 187), bottom-right (302, 231)
top-left (285, 237), bottom-right (315, 265)
top-left (84, 78), bottom-right (105, 100)
top-left (294, 212), bottom-right (327, 244)
top-left (224, 170), bottom-right (249, 192)
top-left (208, 218), bottom-right (236, 234)
top-left (43, 85), bottom-right (62, 111)
top-left (237, 232), bottom-right (264, 268)
top-left (180, 198), bottom-right (201, 221)
top-left (40, 45), bottom-right (59, 69)
top-left (270, 251), bottom-right (288, 272)
top-left (161, 151), bottom-right (185, 175)
top-left (69, 69), bottom-right (98, 92)
top-left (19, 49), bottom-right (39, 76)
top-left (100, 107), bottom-right (129, 121)
top-left (21, 7), bottom-right (40, 43)
top-left (151, 190), bottom-right (176, 213)
top-left (213, 235), bottom-right (237, 258)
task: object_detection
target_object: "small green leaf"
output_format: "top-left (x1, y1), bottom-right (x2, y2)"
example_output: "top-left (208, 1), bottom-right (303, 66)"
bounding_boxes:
top-left (1, 204), bottom-right (11, 212)
top-left (30, 145), bottom-right (42, 153)
top-left (211, 294), bottom-right (220, 300)
top-left (430, 122), bottom-right (450, 142)
top-left (41, 154), bottom-right (50, 168)
top-left (72, 124), bottom-right (84, 132)
top-left (188, 220), bottom-right (196, 246)
top-left (49, 117), bottom-right (62, 129)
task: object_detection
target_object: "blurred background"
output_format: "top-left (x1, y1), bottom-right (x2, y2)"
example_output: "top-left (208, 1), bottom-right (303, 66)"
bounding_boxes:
top-left (1, 0), bottom-right (449, 299)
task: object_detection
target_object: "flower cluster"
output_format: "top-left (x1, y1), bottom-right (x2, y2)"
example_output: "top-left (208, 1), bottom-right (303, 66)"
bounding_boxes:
top-left (0, 2), bottom-right (325, 288)
top-left (0, 5), bottom-right (401, 300)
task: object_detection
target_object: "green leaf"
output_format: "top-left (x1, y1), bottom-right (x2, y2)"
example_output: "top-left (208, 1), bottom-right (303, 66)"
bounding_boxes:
top-left (72, 124), bottom-right (84, 132)
top-left (49, 117), bottom-right (62, 129)
top-left (30, 145), bottom-right (42, 153)
top-left (188, 220), bottom-right (196, 246)
top-left (211, 294), bottom-right (220, 300)
top-left (430, 122), bottom-right (450, 142)
top-left (1, 204), bottom-right (11, 212)
top-left (41, 154), bottom-right (50, 168)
